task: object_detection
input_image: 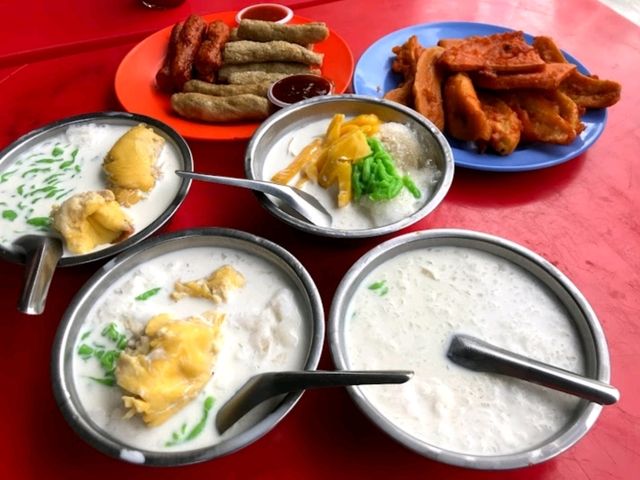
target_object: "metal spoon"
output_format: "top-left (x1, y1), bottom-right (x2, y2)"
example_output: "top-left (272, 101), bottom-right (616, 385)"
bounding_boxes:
top-left (215, 370), bottom-right (413, 434)
top-left (175, 170), bottom-right (332, 228)
top-left (447, 334), bottom-right (619, 405)
top-left (12, 235), bottom-right (63, 315)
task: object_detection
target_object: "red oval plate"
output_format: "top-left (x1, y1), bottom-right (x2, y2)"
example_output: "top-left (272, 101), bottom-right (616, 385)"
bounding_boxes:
top-left (115, 12), bottom-right (354, 141)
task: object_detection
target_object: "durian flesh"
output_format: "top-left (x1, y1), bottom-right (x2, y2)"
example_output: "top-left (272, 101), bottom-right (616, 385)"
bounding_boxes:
top-left (103, 124), bottom-right (164, 206)
top-left (51, 190), bottom-right (133, 254)
top-left (116, 311), bottom-right (225, 426)
top-left (171, 265), bottom-right (246, 303)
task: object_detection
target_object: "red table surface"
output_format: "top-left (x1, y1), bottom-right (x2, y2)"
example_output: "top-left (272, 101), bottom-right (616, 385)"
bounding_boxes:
top-left (1, 0), bottom-right (638, 479)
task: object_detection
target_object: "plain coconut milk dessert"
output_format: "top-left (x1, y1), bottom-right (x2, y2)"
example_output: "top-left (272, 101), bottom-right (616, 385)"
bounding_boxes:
top-left (262, 116), bottom-right (441, 230)
top-left (0, 122), bottom-right (182, 256)
top-left (345, 245), bottom-right (585, 455)
top-left (73, 246), bottom-right (308, 452)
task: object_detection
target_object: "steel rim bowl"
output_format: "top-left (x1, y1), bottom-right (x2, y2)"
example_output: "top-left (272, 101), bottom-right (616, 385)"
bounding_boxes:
top-left (51, 228), bottom-right (325, 466)
top-left (328, 228), bottom-right (611, 470)
top-left (245, 94), bottom-right (454, 238)
top-left (0, 111), bottom-right (192, 267)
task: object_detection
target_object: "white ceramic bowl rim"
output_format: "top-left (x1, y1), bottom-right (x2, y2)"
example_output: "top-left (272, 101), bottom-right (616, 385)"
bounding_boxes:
top-left (235, 3), bottom-right (294, 24)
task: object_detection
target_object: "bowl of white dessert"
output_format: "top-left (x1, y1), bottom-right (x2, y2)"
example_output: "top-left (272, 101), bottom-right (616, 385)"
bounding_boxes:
top-left (329, 229), bottom-right (612, 470)
top-left (245, 94), bottom-right (454, 238)
top-left (51, 227), bottom-right (324, 466)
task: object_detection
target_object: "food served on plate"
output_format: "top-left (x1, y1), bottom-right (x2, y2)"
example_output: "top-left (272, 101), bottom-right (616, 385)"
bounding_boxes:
top-left (73, 247), bottom-right (308, 451)
top-left (155, 14), bottom-right (330, 123)
top-left (0, 122), bottom-right (182, 257)
top-left (265, 113), bottom-right (440, 230)
top-left (384, 31), bottom-right (621, 155)
top-left (344, 244), bottom-right (585, 455)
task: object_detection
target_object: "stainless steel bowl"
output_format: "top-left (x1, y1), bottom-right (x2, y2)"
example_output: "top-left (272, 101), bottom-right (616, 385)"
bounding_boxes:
top-left (245, 94), bottom-right (454, 238)
top-left (51, 228), bottom-right (325, 466)
top-left (329, 228), bottom-right (610, 470)
top-left (0, 111), bottom-right (192, 266)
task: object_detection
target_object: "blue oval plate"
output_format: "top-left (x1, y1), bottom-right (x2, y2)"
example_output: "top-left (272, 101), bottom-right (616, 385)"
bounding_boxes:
top-left (353, 21), bottom-right (607, 172)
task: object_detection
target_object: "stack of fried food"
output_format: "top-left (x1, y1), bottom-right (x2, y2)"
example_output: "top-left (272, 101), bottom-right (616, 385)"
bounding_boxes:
top-left (156, 14), bottom-right (329, 123)
top-left (384, 31), bottom-right (621, 155)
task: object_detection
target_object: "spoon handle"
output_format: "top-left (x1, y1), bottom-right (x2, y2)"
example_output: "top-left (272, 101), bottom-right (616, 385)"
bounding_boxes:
top-left (215, 370), bottom-right (412, 434)
top-left (17, 236), bottom-right (63, 315)
top-left (175, 170), bottom-right (289, 197)
top-left (447, 334), bottom-right (619, 405)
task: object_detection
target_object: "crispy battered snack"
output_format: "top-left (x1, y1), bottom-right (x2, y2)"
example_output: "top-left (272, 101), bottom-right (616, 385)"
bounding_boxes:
top-left (223, 40), bottom-right (324, 65)
top-left (384, 35), bottom-right (423, 107)
top-left (194, 20), bottom-right (231, 83)
top-left (443, 73), bottom-right (491, 142)
top-left (413, 47), bottom-right (445, 130)
top-left (171, 92), bottom-right (270, 122)
top-left (217, 61), bottom-right (317, 81)
top-left (439, 31), bottom-right (545, 73)
top-left (237, 19), bottom-right (329, 45)
top-left (477, 92), bottom-right (522, 155)
top-left (183, 79), bottom-right (271, 97)
top-left (226, 71), bottom-right (293, 85)
top-left (170, 14), bottom-right (207, 91)
top-left (473, 62), bottom-right (576, 90)
top-left (156, 22), bottom-right (183, 92)
top-left (533, 36), bottom-right (621, 108)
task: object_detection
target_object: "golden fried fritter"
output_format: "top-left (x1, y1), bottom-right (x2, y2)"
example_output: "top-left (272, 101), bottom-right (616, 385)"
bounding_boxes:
top-left (439, 31), bottom-right (545, 73)
top-left (443, 73), bottom-right (491, 142)
top-left (477, 92), bottom-right (522, 155)
top-left (413, 47), bottom-right (445, 130)
top-left (473, 62), bottom-right (576, 90)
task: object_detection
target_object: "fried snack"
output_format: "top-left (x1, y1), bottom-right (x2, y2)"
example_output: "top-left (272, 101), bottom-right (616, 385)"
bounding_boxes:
top-left (183, 79), bottom-right (271, 97)
top-left (477, 92), bottom-right (522, 155)
top-left (473, 62), bottom-right (576, 90)
top-left (443, 73), bottom-right (491, 142)
top-left (171, 92), bottom-right (270, 122)
top-left (51, 190), bottom-right (133, 254)
top-left (503, 90), bottom-right (577, 145)
top-left (533, 36), bottom-right (621, 108)
top-left (194, 20), bottom-right (231, 83)
top-left (437, 38), bottom-right (464, 49)
top-left (413, 47), bottom-right (445, 130)
top-left (223, 40), bottom-right (324, 65)
top-left (171, 14), bottom-right (207, 90)
top-left (237, 19), bottom-right (329, 45)
top-left (554, 90), bottom-right (585, 135)
top-left (217, 61), bottom-right (317, 81)
top-left (383, 35), bottom-right (424, 106)
top-left (439, 31), bottom-right (545, 73)
top-left (384, 81), bottom-right (413, 106)
top-left (226, 71), bottom-right (293, 85)
top-left (156, 22), bottom-right (183, 92)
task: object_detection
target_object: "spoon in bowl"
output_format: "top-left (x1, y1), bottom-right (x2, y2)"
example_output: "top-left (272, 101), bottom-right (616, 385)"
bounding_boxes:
top-left (215, 370), bottom-right (413, 434)
top-left (447, 334), bottom-right (619, 405)
top-left (175, 170), bottom-right (332, 228)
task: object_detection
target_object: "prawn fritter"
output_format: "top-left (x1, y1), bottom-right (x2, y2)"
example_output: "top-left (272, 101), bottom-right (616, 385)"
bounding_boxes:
top-left (477, 92), bottom-right (521, 155)
top-left (443, 73), bottom-right (491, 142)
top-left (503, 90), bottom-right (577, 145)
top-left (194, 20), bottom-right (230, 83)
top-left (170, 14), bottom-right (207, 90)
top-left (439, 31), bottom-right (545, 73)
top-left (223, 40), bottom-right (323, 65)
top-left (473, 62), bottom-right (576, 90)
top-left (184, 79), bottom-right (270, 97)
top-left (413, 46), bottom-right (445, 130)
top-left (237, 20), bottom-right (329, 45)
top-left (171, 92), bottom-right (270, 122)
top-left (533, 36), bottom-right (621, 108)
top-left (217, 61), bottom-right (317, 82)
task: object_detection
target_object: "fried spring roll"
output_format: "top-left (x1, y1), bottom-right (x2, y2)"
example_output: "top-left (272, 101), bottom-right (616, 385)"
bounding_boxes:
top-left (237, 20), bottom-right (329, 45)
top-left (171, 93), bottom-right (270, 122)
top-left (217, 61), bottom-right (316, 81)
top-left (223, 40), bottom-right (323, 65)
top-left (183, 79), bottom-right (271, 97)
top-left (194, 20), bottom-right (231, 83)
top-left (171, 15), bottom-right (207, 90)
top-left (226, 72), bottom-right (292, 85)
top-left (155, 22), bottom-right (183, 92)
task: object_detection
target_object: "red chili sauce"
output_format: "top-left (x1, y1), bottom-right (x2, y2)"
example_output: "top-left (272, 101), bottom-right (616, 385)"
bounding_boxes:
top-left (270, 75), bottom-right (333, 105)
top-left (240, 4), bottom-right (289, 22)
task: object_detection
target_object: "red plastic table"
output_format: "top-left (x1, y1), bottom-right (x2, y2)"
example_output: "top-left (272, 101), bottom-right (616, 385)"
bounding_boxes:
top-left (1, 1), bottom-right (638, 479)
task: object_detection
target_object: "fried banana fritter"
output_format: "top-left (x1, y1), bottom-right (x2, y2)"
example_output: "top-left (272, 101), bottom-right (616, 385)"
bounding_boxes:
top-left (473, 62), bottom-right (576, 90)
top-left (444, 73), bottom-right (491, 142)
top-left (477, 92), bottom-right (522, 155)
top-left (413, 47), bottom-right (445, 130)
